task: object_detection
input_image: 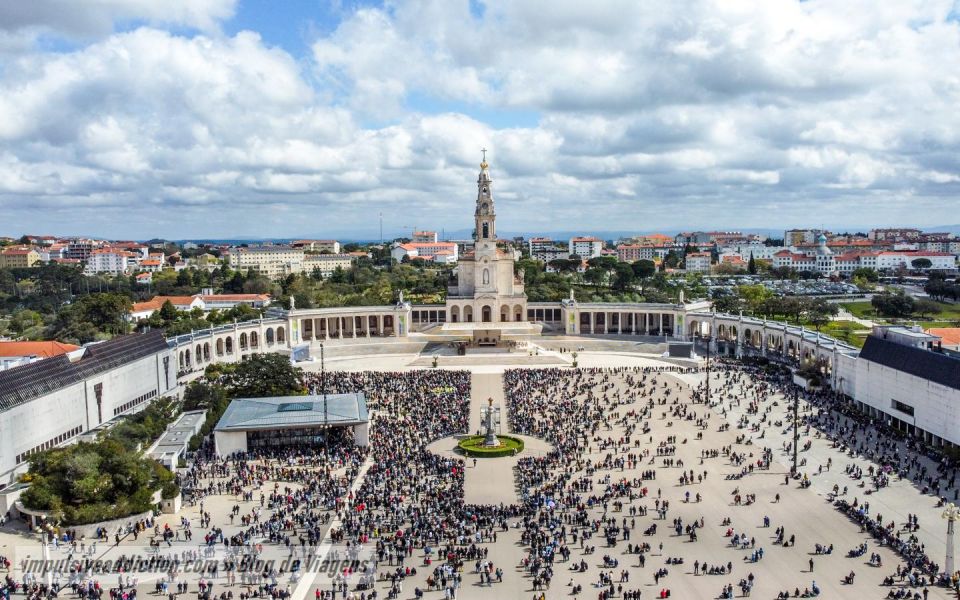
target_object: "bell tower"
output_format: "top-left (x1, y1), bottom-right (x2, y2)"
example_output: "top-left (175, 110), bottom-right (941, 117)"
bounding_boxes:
top-left (475, 148), bottom-right (495, 246)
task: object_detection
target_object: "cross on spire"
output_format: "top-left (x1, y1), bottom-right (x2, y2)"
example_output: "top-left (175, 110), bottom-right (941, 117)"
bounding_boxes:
top-left (481, 147), bottom-right (487, 162)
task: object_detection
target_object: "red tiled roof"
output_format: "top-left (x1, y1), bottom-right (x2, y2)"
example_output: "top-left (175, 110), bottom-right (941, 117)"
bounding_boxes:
top-left (200, 294), bottom-right (269, 302)
top-left (927, 328), bottom-right (960, 347)
top-left (0, 341), bottom-right (80, 358)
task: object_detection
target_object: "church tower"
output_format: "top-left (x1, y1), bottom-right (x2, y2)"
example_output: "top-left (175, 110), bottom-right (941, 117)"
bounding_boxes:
top-left (445, 150), bottom-right (526, 325)
top-left (475, 149), bottom-right (495, 245)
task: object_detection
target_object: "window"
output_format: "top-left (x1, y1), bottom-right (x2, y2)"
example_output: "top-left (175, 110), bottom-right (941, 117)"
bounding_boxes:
top-left (891, 399), bottom-right (914, 417)
top-left (16, 425), bottom-right (83, 464)
top-left (113, 389), bottom-right (157, 416)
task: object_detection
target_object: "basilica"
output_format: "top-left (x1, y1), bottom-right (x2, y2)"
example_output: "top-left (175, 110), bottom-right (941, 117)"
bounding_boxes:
top-left (444, 155), bottom-right (528, 325)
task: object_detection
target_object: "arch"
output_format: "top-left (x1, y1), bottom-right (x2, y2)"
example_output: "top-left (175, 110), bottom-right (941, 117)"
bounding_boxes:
top-left (277, 326), bottom-right (286, 343)
top-left (579, 312), bottom-right (591, 334)
top-left (195, 344), bottom-right (202, 363)
top-left (184, 348), bottom-right (191, 367)
top-left (482, 305), bottom-right (492, 323)
top-left (239, 332), bottom-right (248, 350)
top-left (249, 331), bottom-right (258, 349)
top-left (225, 336), bottom-right (234, 354)
top-left (515, 304), bottom-right (523, 322)
top-left (463, 306), bottom-right (473, 322)
top-left (450, 305), bottom-right (460, 323)
top-left (216, 338), bottom-right (224, 356)
top-left (482, 223), bottom-right (489, 239)
top-left (266, 328), bottom-right (275, 345)
top-left (179, 351), bottom-right (185, 369)
top-left (500, 305), bottom-right (509, 322)
top-left (203, 342), bottom-right (211, 360)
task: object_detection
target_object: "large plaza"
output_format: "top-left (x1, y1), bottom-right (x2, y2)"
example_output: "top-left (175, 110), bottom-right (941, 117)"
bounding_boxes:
top-left (1, 347), bottom-right (954, 600)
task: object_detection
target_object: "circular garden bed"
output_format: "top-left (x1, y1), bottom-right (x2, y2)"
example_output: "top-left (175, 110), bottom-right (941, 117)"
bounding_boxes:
top-left (457, 435), bottom-right (524, 458)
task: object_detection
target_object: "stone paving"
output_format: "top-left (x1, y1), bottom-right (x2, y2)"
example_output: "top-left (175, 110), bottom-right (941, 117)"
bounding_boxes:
top-left (425, 372), bottom-right (554, 506)
top-left (0, 349), bottom-right (953, 600)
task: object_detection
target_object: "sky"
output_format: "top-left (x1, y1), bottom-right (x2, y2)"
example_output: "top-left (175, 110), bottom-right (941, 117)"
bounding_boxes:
top-left (2, 0), bottom-right (960, 240)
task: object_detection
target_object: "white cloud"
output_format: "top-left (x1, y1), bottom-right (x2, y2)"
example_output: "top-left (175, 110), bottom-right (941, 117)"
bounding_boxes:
top-left (2, 0), bottom-right (960, 238)
top-left (0, 0), bottom-right (236, 38)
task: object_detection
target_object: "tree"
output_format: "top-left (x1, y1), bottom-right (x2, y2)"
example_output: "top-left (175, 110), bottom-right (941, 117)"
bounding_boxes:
top-left (737, 284), bottom-right (774, 315)
top-left (852, 267), bottom-right (879, 283)
top-left (220, 353), bottom-right (306, 398)
top-left (663, 251), bottom-right (682, 269)
top-left (747, 253), bottom-right (757, 275)
top-left (584, 267), bottom-right (607, 286)
top-left (612, 264), bottom-right (635, 292)
top-left (911, 258), bottom-right (933, 270)
top-left (631, 260), bottom-right (656, 279)
top-left (913, 299), bottom-right (942, 319)
top-left (159, 299), bottom-right (179, 321)
top-left (806, 298), bottom-right (839, 331)
top-left (20, 438), bottom-right (173, 525)
top-left (711, 293), bottom-right (743, 314)
top-left (871, 291), bottom-right (915, 318)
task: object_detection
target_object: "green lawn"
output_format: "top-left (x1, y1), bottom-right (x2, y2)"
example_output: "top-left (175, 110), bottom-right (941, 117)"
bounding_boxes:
top-left (808, 320), bottom-right (871, 348)
top-left (840, 300), bottom-right (960, 325)
top-left (840, 301), bottom-right (880, 320)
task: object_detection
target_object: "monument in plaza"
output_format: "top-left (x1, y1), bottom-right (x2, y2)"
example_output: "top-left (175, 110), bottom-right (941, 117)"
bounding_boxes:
top-left (482, 397), bottom-right (500, 447)
top-left (443, 151), bottom-right (540, 345)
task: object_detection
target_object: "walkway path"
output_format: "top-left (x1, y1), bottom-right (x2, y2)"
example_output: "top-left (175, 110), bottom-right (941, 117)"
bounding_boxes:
top-left (426, 371), bottom-right (552, 506)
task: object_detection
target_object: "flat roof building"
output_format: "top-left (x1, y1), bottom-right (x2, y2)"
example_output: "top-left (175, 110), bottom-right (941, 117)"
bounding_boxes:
top-left (213, 393), bottom-right (369, 456)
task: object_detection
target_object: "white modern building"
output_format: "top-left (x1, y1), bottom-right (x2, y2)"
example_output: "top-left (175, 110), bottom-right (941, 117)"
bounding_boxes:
top-left (226, 246), bottom-right (306, 279)
top-left (303, 253), bottom-right (358, 275)
top-left (853, 326), bottom-right (960, 446)
top-left (391, 241), bottom-right (459, 264)
top-left (569, 237), bottom-right (603, 259)
top-left (85, 248), bottom-right (131, 275)
top-left (685, 252), bottom-right (712, 273)
top-left (875, 251), bottom-right (955, 271)
top-left (0, 331), bottom-right (177, 491)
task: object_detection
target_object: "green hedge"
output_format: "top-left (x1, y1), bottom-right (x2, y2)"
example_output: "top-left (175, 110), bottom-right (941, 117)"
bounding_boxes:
top-left (457, 435), bottom-right (524, 458)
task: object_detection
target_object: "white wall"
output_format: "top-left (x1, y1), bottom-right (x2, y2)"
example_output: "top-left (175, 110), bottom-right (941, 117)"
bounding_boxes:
top-left (214, 431), bottom-right (248, 456)
top-left (0, 348), bottom-right (177, 488)
top-left (855, 359), bottom-right (960, 445)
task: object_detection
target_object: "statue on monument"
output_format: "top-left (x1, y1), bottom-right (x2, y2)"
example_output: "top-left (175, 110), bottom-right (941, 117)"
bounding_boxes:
top-left (483, 397), bottom-right (500, 447)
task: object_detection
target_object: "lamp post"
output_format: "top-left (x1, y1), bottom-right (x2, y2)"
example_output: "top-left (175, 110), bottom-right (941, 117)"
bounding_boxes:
top-left (792, 381), bottom-right (800, 476)
top-left (320, 341), bottom-right (328, 457)
top-left (943, 502), bottom-right (960, 579)
top-left (34, 523), bottom-right (52, 588)
top-left (704, 333), bottom-right (711, 406)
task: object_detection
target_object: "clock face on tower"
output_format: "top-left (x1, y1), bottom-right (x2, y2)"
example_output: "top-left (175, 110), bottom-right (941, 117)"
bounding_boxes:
top-left (480, 202), bottom-right (490, 215)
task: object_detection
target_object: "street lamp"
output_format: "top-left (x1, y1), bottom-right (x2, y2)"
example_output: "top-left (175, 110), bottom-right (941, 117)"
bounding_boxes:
top-left (792, 381), bottom-right (800, 476)
top-left (704, 332), bottom-right (712, 405)
top-left (34, 522), bottom-right (53, 588)
top-left (943, 502), bottom-right (960, 579)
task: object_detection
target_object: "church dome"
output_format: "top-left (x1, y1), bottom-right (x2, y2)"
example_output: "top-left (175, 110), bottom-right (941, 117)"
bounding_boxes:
top-left (816, 233), bottom-right (832, 255)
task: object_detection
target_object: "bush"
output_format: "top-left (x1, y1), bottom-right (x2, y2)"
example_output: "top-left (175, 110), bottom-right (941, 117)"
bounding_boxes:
top-left (20, 439), bottom-right (173, 525)
top-left (161, 482), bottom-right (180, 500)
top-left (457, 435), bottom-right (524, 458)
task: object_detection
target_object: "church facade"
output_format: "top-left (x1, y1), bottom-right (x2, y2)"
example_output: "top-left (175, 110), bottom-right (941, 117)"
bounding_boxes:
top-left (445, 157), bottom-right (528, 324)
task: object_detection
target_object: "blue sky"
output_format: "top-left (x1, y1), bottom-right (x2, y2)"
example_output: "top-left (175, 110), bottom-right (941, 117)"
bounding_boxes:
top-left (1, 0), bottom-right (959, 239)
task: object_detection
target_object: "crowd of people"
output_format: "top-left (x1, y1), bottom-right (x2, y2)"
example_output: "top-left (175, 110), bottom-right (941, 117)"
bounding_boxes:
top-left (5, 356), bottom-right (958, 600)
